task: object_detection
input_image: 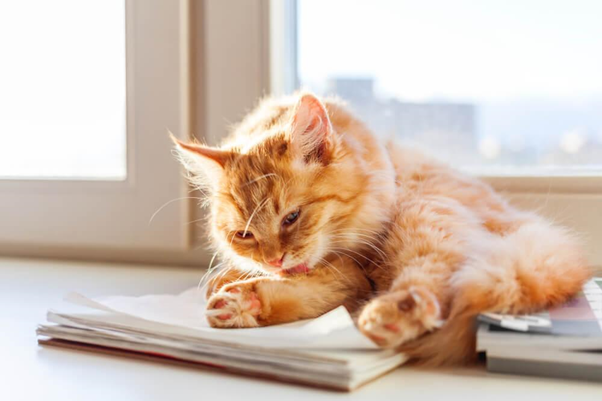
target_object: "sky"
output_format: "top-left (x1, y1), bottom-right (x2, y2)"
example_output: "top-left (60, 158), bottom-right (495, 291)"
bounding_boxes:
top-left (298, 0), bottom-right (602, 102)
top-left (298, 0), bottom-right (602, 161)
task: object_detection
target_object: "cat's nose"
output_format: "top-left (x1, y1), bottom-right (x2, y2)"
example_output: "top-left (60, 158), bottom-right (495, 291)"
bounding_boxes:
top-left (266, 255), bottom-right (284, 267)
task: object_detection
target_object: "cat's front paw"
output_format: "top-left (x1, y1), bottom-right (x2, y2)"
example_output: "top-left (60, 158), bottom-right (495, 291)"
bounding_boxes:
top-left (206, 283), bottom-right (262, 328)
top-left (358, 287), bottom-right (442, 348)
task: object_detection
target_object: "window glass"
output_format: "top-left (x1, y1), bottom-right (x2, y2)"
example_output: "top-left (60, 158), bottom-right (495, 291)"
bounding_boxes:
top-left (298, 0), bottom-right (602, 174)
top-left (0, 1), bottom-right (126, 179)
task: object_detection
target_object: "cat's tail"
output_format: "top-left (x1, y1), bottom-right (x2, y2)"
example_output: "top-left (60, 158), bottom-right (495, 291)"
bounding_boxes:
top-left (401, 218), bottom-right (591, 366)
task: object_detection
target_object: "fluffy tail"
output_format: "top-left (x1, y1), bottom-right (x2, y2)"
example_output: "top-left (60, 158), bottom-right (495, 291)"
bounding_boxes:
top-left (400, 218), bottom-right (592, 366)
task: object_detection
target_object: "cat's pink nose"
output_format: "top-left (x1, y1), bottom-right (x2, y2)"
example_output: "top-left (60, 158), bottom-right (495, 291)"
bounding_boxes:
top-left (266, 255), bottom-right (284, 267)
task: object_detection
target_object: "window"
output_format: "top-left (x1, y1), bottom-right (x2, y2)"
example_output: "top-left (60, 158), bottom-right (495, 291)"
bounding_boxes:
top-left (297, 0), bottom-right (602, 176)
top-left (0, 1), bottom-right (193, 263)
top-left (0, 1), bottom-right (126, 179)
top-left (271, 0), bottom-right (602, 266)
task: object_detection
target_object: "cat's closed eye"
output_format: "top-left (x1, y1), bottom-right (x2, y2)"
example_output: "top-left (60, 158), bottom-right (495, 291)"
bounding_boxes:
top-left (282, 209), bottom-right (300, 226)
top-left (235, 230), bottom-right (254, 239)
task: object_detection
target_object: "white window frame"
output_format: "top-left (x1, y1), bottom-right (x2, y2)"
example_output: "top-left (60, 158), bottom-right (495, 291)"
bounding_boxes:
top-left (0, 0), bottom-right (195, 264)
top-left (2, 0), bottom-right (600, 268)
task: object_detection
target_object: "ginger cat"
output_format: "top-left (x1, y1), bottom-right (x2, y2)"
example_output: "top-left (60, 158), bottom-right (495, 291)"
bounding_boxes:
top-left (173, 93), bottom-right (590, 365)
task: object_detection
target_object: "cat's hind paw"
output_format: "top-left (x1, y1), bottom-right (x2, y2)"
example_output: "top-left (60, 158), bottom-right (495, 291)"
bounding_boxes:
top-left (206, 285), bottom-right (262, 328)
top-left (358, 287), bottom-right (442, 348)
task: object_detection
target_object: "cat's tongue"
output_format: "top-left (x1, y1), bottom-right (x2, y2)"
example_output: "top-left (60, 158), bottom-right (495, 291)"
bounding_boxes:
top-left (281, 263), bottom-right (310, 276)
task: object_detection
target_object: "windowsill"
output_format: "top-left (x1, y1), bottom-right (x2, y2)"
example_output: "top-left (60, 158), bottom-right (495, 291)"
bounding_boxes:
top-left (2, 257), bottom-right (601, 399)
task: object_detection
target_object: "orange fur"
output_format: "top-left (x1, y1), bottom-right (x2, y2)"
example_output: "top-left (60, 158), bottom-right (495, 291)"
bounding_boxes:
top-left (173, 92), bottom-right (591, 365)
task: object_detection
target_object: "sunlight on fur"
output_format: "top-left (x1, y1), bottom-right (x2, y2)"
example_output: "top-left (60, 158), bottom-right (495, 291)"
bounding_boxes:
top-left (172, 92), bottom-right (591, 366)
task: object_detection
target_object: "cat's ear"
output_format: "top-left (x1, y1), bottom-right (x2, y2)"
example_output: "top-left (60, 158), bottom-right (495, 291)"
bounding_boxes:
top-left (289, 93), bottom-right (333, 164)
top-left (170, 133), bottom-right (230, 190)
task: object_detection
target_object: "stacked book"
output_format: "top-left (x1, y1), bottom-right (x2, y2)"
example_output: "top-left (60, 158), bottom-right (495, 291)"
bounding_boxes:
top-left (478, 278), bottom-right (602, 381)
top-left (36, 289), bottom-right (406, 391)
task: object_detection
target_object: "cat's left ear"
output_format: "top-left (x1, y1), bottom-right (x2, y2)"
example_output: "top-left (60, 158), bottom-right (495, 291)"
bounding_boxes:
top-left (289, 93), bottom-right (333, 164)
top-left (169, 133), bottom-right (230, 191)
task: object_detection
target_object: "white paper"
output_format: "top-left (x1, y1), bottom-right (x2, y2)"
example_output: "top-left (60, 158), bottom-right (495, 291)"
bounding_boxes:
top-left (62, 288), bottom-right (378, 350)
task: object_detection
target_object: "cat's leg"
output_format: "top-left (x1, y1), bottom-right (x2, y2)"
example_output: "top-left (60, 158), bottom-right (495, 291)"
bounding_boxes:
top-left (451, 215), bottom-right (591, 315)
top-left (206, 256), bottom-right (371, 328)
top-left (395, 216), bottom-right (590, 366)
top-left (358, 198), bottom-right (474, 347)
top-left (359, 200), bottom-right (590, 358)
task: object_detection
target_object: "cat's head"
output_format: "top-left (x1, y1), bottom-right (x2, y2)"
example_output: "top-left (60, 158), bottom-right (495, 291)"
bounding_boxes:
top-left (173, 93), bottom-right (367, 275)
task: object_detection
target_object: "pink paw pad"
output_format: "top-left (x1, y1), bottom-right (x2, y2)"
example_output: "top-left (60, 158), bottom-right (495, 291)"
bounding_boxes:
top-left (248, 292), bottom-right (261, 312)
top-left (383, 323), bottom-right (400, 333)
top-left (214, 299), bottom-right (228, 309)
top-left (223, 288), bottom-right (260, 313)
top-left (212, 299), bottom-right (232, 320)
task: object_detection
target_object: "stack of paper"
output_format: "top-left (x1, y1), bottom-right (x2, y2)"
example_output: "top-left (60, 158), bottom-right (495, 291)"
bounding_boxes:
top-left (477, 278), bottom-right (602, 381)
top-left (37, 289), bottom-right (406, 391)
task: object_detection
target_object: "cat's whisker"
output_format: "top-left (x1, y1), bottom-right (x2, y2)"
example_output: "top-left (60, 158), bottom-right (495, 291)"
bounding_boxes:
top-left (326, 249), bottom-right (366, 270)
top-left (197, 252), bottom-right (220, 292)
top-left (243, 173), bottom-right (280, 187)
top-left (329, 251), bottom-right (346, 266)
top-left (329, 227), bottom-right (384, 237)
top-left (330, 226), bottom-right (382, 234)
top-left (328, 235), bottom-right (389, 262)
top-left (198, 262), bottom-right (227, 295)
top-left (328, 230), bottom-right (384, 243)
top-left (148, 196), bottom-right (206, 226)
top-left (186, 216), bottom-right (207, 226)
top-left (240, 270), bottom-right (256, 282)
top-left (198, 262), bottom-right (227, 294)
top-left (191, 239), bottom-right (214, 252)
top-left (236, 259), bottom-right (255, 282)
top-left (330, 247), bottom-right (384, 270)
top-left (333, 240), bottom-right (389, 262)
top-left (321, 263), bottom-right (345, 283)
top-left (329, 232), bottom-right (387, 250)
top-left (201, 262), bottom-right (237, 294)
top-left (315, 255), bottom-right (341, 277)
top-left (228, 230), bottom-right (238, 248)
top-left (320, 259), bottom-right (355, 287)
top-left (342, 240), bottom-right (389, 262)
top-left (329, 232), bottom-right (382, 242)
top-left (243, 197), bottom-right (270, 237)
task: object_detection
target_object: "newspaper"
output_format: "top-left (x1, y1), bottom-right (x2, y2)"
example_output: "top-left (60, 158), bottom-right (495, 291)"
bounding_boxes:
top-left (37, 288), bottom-right (407, 391)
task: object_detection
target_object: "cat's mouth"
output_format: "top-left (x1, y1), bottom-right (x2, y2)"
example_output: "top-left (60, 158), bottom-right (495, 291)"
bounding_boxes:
top-left (279, 262), bottom-right (310, 276)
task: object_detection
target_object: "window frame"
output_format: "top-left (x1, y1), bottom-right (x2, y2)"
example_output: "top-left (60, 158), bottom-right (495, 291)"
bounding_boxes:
top-left (0, 0), bottom-right (275, 266)
top-left (0, 0), bottom-right (195, 264)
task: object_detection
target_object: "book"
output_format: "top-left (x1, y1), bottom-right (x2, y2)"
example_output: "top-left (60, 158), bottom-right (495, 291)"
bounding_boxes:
top-left (36, 289), bottom-right (407, 391)
top-left (477, 278), bottom-right (602, 381)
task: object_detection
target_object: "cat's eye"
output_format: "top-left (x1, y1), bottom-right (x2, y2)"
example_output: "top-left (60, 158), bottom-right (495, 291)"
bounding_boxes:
top-left (283, 209), bottom-right (300, 226)
top-left (235, 230), bottom-right (254, 239)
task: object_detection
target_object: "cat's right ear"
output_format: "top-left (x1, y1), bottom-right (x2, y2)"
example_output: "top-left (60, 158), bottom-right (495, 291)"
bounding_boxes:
top-left (288, 93), bottom-right (333, 164)
top-left (170, 133), bottom-right (230, 190)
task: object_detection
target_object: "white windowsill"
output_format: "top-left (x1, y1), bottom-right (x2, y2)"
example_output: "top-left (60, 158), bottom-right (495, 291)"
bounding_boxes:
top-left (2, 257), bottom-right (601, 400)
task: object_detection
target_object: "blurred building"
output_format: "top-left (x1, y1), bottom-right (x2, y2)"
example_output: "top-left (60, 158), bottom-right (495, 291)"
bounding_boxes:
top-left (327, 77), bottom-right (477, 163)
top-left (324, 77), bottom-right (602, 169)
